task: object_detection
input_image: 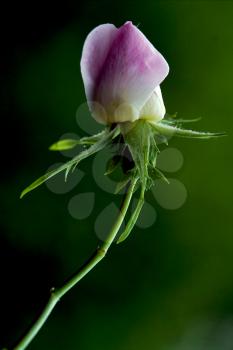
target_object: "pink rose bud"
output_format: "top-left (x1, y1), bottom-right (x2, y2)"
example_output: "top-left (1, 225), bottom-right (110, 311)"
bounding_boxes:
top-left (81, 21), bottom-right (169, 124)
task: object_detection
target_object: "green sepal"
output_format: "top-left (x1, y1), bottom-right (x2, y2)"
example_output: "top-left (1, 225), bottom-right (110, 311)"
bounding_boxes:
top-left (154, 134), bottom-right (168, 145)
top-left (117, 183), bottom-right (145, 244)
top-left (114, 175), bottom-right (131, 194)
top-left (148, 166), bottom-right (169, 185)
top-left (164, 112), bottom-right (201, 124)
top-left (163, 116), bottom-right (202, 126)
top-left (121, 120), bottom-right (154, 188)
top-left (104, 155), bottom-right (121, 176)
top-left (164, 112), bottom-right (178, 119)
top-left (151, 122), bottom-right (226, 139)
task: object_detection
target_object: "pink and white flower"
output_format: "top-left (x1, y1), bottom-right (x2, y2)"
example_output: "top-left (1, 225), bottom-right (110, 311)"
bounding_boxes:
top-left (81, 21), bottom-right (169, 124)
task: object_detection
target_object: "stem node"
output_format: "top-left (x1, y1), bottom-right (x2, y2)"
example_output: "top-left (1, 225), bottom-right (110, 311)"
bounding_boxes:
top-left (96, 247), bottom-right (107, 258)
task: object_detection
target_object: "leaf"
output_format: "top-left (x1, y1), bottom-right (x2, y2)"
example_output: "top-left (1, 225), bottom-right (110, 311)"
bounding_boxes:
top-left (151, 122), bottom-right (226, 139)
top-left (49, 139), bottom-right (80, 151)
top-left (70, 126), bottom-right (120, 176)
top-left (49, 130), bottom-right (108, 151)
top-left (65, 164), bottom-right (73, 182)
top-left (20, 163), bottom-right (71, 199)
top-left (20, 126), bottom-right (120, 198)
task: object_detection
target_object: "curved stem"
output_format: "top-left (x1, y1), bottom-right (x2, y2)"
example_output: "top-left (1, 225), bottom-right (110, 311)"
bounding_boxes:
top-left (11, 178), bottom-right (137, 350)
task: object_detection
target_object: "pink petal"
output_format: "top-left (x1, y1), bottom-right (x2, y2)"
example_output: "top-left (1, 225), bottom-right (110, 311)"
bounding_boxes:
top-left (81, 22), bottom-right (169, 123)
top-left (80, 23), bottom-right (118, 102)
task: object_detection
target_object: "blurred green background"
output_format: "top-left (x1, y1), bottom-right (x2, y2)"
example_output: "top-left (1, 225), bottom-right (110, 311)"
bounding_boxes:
top-left (0, 1), bottom-right (233, 349)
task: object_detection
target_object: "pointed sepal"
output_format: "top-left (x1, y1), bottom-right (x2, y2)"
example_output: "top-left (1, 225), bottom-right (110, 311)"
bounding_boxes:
top-left (151, 122), bottom-right (226, 139)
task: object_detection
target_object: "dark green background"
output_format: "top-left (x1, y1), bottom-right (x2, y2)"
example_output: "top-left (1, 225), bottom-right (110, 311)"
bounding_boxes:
top-left (1, 1), bottom-right (232, 349)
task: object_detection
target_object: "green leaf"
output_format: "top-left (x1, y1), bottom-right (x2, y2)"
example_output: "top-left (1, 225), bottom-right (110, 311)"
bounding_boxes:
top-left (20, 126), bottom-right (120, 198)
top-left (69, 126), bottom-right (120, 176)
top-left (49, 139), bottom-right (80, 151)
top-left (151, 122), bottom-right (226, 139)
top-left (20, 163), bottom-right (71, 199)
top-left (49, 130), bottom-right (109, 151)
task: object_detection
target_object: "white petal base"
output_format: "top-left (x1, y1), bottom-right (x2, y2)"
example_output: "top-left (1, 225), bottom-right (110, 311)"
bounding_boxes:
top-left (139, 86), bottom-right (165, 123)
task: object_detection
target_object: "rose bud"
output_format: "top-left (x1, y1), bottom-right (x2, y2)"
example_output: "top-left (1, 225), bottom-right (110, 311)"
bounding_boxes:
top-left (81, 21), bottom-right (169, 125)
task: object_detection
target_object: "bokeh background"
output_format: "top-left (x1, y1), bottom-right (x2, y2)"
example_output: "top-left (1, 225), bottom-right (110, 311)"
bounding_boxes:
top-left (1, 1), bottom-right (233, 349)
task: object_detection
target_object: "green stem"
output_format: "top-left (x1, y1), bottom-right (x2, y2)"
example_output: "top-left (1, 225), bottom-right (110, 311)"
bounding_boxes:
top-left (11, 178), bottom-right (137, 350)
